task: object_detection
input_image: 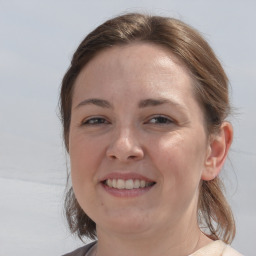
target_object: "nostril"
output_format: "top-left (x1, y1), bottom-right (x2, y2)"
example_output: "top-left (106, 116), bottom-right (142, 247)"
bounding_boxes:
top-left (106, 137), bottom-right (144, 161)
top-left (128, 155), bottom-right (137, 159)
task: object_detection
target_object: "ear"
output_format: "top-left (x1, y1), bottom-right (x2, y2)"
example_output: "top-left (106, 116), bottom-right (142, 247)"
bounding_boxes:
top-left (202, 122), bottom-right (233, 181)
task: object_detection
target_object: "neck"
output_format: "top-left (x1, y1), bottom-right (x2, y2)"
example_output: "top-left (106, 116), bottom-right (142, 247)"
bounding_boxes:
top-left (94, 216), bottom-right (212, 256)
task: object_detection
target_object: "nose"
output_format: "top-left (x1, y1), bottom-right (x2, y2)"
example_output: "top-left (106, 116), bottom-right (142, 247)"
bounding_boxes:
top-left (106, 128), bottom-right (144, 162)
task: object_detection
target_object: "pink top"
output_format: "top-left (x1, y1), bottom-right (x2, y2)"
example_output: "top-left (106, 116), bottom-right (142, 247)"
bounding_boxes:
top-left (190, 240), bottom-right (243, 256)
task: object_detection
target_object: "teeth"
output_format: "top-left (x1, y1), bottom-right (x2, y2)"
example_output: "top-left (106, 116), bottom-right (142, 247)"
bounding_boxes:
top-left (106, 179), bottom-right (112, 187)
top-left (140, 180), bottom-right (146, 188)
top-left (104, 179), bottom-right (154, 190)
top-left (134, 179), bottom-right (140, 188)
top-left (112, 179), bottom-right (117, 188)
top-left (125, 179), bottom-right (134, 189)
top-left (117, 179), bottom-right (125, 189)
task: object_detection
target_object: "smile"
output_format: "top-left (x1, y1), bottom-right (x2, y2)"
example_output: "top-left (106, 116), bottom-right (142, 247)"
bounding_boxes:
top-left (103, 179), bottom-right (156, 190)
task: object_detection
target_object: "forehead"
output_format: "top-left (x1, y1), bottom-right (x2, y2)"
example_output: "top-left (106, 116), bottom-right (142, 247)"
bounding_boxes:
top-left (84, 42), bottom-right (188, 75)
top-left (73, 42), bottom-right (194, 97)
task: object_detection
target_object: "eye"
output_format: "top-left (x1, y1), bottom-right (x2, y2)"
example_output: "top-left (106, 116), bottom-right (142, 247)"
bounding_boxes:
top-left (147, 115), bottom-right (174, 125)
top-left (82, 117), bottom-right (109, 125)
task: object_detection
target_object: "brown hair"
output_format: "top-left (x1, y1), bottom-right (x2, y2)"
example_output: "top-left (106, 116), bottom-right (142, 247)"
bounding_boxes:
top-left (60, 13), bottom-right (235, 242)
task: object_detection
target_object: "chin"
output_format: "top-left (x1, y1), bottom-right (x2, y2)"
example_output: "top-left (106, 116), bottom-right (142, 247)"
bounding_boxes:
top-left (96, 211), bottom-right (154, 235)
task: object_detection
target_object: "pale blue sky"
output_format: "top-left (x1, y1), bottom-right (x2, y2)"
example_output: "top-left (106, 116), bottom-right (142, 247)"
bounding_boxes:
top-left (0, 1), bottom-right (255, 255)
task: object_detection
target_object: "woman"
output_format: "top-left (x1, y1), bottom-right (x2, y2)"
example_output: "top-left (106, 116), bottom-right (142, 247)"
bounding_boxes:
top-left (60, 13), bottom-right (242, 256)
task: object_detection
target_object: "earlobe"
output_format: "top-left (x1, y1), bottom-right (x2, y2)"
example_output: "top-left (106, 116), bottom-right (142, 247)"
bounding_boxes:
top-left (202, 122), bottom-right (233, 181)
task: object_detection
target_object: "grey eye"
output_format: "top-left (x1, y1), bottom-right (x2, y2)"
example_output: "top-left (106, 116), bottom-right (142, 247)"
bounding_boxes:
top-left (83, 117), bottom-right (109, 125)
top-left (148, 116), bottom-right (173, 124)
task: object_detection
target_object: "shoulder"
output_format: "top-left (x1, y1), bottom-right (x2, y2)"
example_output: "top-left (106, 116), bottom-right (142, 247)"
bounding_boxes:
top-left (62, 241), bottom-right (97, 256)
top-left (191, 240), bottom-right (243, 256)
top-left (222, 244), bottom-right (243, 256)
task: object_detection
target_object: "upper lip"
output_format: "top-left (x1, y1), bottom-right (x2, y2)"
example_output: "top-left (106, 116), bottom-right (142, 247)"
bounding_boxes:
top-left (99, 172), bottom-right (156, 183)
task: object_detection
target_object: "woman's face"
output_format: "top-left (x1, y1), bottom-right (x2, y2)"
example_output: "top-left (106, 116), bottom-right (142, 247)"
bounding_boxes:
top-left (69, 43), bottom-right (211, 235)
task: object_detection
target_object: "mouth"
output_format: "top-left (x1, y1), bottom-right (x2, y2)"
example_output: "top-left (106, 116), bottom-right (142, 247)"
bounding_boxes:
top-left (102, 179), bottom-right (156, 190)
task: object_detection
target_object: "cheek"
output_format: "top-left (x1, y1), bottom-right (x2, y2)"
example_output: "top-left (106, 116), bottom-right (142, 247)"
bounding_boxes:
top-left (69, 136), bottom-right (102, 214)
top-left (150, 133), bottom-right (206, 185)
top-left (151, 134), bottom-right (207, 214)
top-left (69, 134), bottom-right (103, 188)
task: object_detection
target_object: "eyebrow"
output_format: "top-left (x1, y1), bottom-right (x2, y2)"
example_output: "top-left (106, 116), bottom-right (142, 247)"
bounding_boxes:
top-left (75, 97), bottom-right (184, 110)
top-left (75, 98), bottom-right (112, 109)
top-left (138, 98), bottom-right (182, 108)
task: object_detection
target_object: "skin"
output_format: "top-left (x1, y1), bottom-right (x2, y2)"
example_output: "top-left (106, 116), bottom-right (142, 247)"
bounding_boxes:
top-left (69, 43), bottom-right (233, 256)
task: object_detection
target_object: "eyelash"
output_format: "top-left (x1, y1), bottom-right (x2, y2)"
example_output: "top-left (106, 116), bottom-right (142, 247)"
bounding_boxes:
top-left (146, 115), bottom-right (174, 125)
top-left (81, 115), bottom-right (174, 126)
top-left (82, 117), bottom-right (109, 125)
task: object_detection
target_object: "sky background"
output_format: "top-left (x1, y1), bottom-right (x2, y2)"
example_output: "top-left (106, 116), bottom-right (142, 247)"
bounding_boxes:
top-left (0, 0), bottom-right (255, 255)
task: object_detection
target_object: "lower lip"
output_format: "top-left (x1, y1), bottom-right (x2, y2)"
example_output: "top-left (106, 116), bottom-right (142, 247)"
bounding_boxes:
top-left (101, 183), bottom-right (155, 198)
